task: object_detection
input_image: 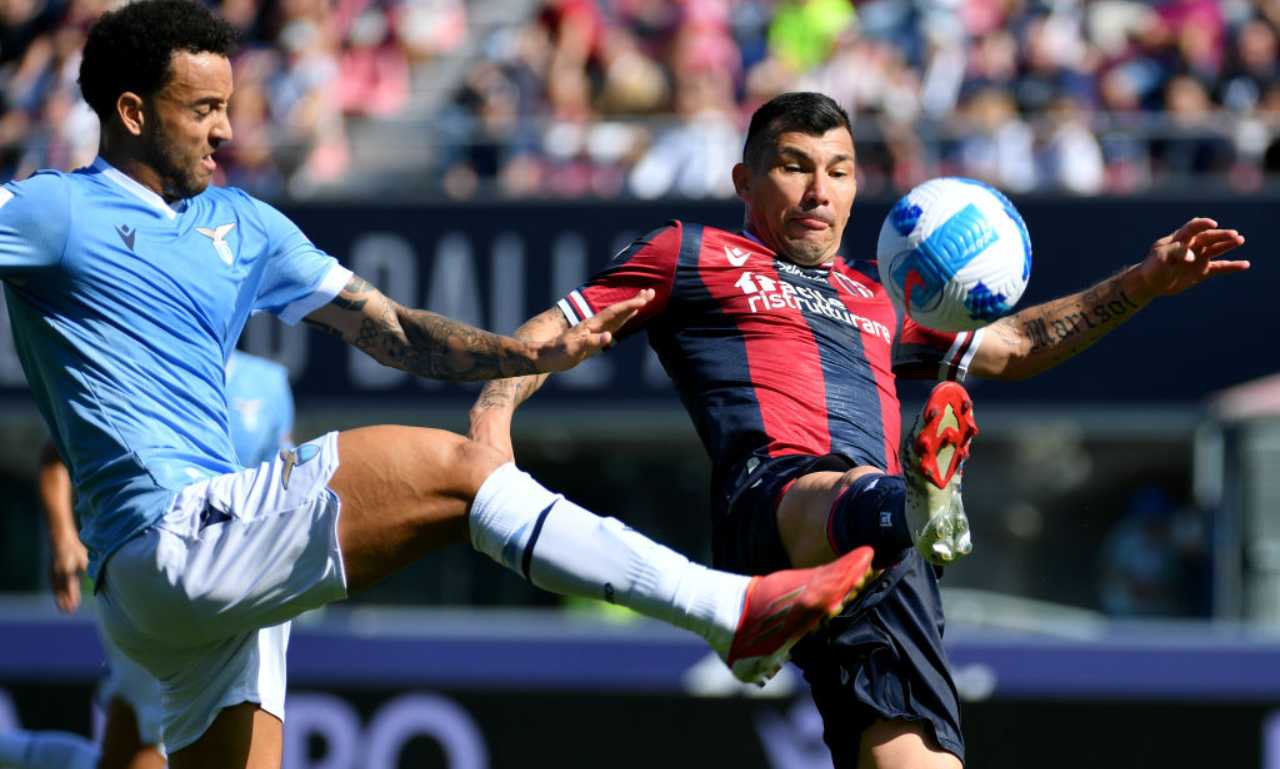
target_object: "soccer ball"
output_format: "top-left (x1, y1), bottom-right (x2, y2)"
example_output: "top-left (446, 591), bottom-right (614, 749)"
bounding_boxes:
top-left (876, 177), bottom-right (1032, 333)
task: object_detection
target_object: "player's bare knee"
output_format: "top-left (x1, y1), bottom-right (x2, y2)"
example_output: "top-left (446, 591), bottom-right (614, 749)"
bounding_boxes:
top-left (837, 465), bottom-right (883, 493)
top-left (447, 436), bottom-right (509, 499)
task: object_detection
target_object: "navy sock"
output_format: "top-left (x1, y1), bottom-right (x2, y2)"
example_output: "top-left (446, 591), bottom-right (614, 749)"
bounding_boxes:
top-left (826, 473), bottom-right (911, 569)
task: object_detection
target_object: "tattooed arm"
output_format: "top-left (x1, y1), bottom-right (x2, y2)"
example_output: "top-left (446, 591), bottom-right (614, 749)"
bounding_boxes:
top-left (468, 307), bottom-right (573, 459)
top-left (303, 276), bottom-right (651, 382)
top-left (970, 217), bottom-right (1248, 381)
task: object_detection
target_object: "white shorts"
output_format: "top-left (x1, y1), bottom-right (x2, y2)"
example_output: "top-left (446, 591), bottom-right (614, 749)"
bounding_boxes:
top-left (96, 432), bottom-right (348, 753)
top-left (95, 601), bottom-right (164, 747)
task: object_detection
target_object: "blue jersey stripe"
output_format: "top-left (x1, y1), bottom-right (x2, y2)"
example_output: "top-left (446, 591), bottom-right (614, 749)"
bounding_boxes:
top-left (648, 223), bottom-right (768, 484)
top-left (789, 270), bottom-right (888, 470)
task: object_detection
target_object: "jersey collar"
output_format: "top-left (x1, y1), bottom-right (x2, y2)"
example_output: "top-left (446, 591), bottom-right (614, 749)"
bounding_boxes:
top-left (91, 157), bottom-right (185, 220)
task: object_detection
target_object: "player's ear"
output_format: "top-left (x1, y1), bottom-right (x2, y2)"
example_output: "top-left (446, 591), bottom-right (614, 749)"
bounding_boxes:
top-left (731, 162), bottom-right (751, 202)
top-left (115, 92), bottom-right (145, 137)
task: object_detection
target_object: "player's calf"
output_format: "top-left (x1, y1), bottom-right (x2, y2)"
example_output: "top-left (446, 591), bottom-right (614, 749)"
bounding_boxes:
top-left (901, 381), bottom-right (978, 565)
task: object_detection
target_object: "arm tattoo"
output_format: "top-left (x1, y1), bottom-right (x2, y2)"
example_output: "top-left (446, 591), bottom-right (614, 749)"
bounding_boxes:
top-left (303, 317), bottom-right (344, 338)
top-left (473, 308), bottom-right (567, 411)
top-left (331, 276), bottom-right (373, 312)
top-left (368, 304), bottom-right (539, 382)
top-left (474, 379), bottom-right (519, 411)
top-left (1010, 272), bottom-right (1144, 374)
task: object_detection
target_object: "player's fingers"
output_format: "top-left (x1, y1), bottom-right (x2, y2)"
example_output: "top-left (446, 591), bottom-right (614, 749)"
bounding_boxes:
top-left (586, 289), bottom-right (653, 333)
top-left (1193, 232), bottom-right (1245, 260)
top-left (1170, 217), bottom-right (1218, 244)
top-left (53, 577), bottom-right (76, 613)
top-left (1205, 259), bottom-right (1251, 276)
top-left (574, 330), bottom-right (613, 353)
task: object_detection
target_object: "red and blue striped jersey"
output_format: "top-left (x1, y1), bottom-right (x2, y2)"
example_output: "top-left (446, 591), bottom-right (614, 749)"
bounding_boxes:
top-left (558, 221), bottom-right (983, 475)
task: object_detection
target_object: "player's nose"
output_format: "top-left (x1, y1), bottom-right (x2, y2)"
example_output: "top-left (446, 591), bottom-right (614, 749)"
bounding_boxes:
top-left (211, 112), bottom-right (233, 146)
top-left (805, 171), bottom-right (832, 206)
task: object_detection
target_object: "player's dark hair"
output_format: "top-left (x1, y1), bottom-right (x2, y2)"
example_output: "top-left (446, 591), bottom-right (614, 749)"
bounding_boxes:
top-left (742, 92), bottom-right (853, 170)
top-left (79, 0), bottom-right (238, 122)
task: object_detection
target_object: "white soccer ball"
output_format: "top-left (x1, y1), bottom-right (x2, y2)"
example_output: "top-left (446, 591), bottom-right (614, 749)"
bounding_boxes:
top-left (876, 177), bottom-right (1032, 332)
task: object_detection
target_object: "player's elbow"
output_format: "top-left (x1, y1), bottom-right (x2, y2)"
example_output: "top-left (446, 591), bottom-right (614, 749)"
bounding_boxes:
top-left (972, 334), bottom-right (1035, 381)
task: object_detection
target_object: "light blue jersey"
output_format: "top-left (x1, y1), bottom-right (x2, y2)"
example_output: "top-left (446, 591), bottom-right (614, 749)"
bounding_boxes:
top-left (226, 350), bottom-right (294, 467)
top-left (0, 158), bottom-right (349, 577)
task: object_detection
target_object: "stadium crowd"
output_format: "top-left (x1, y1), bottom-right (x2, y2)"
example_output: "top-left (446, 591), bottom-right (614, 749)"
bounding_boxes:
top-left (0, 0), bottom-right (466, 195)
top-left (3, 0), bottom-right (1280, 198)
top-left (440, 0), bottom-right (1280, 199)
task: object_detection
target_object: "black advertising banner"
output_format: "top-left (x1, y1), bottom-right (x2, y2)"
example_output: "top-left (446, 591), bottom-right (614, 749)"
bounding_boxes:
top-left (0, 196), bottom-right (1274, 408)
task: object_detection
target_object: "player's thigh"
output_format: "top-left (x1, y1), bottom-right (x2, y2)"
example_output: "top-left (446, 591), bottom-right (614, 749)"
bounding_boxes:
top-left (97, 699), bottom-right (165, 769)
top-left (330, 425), bottom-right (507, 591)
top-left (777, 466), bottom-right (882, 568)
top-left (858, 718), bottom-right (963, 769)
top-left (168, 703), bottom-right (281, 769)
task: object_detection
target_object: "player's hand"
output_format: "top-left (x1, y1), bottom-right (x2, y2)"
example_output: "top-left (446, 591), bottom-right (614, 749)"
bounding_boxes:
top-left (1135, 218), bottom-right (1248, 298)
top-left (49, 537), bottom-right (88, 613)
top-left (534, 289), bottom-right (653, 372)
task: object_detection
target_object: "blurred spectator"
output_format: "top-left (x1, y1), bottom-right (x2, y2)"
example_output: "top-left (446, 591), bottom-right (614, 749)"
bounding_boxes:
top-left (629, 70), bottom-right (739, 199)
top-left (950, 86), bottom-right (1036, 192)
top-left (220, 51), bottom-right (286, 198)
top-left (1098, 486), bottom-right (1209, 617)
top-left (1034, 94), bottom-right (1106, 193)
top-left (1151, 73), bottom-right (1235, 179)
top-left (1219, 18), bottom-right (1279, 113)
top-left (767, 0), bottom-right (855, 74)
top-left (270, 11), bottom-right (350, 193)
top-left (336, 5), bottom-right (410, 118)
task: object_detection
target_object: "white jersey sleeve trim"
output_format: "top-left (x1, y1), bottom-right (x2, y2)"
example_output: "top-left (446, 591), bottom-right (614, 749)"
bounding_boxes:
top-left (937, 328), bottom-right (985, 382)
top-left (557, 298), bottom-right (580, 326)
top-left (569, 290), bottom-right (594, 321)
top-left (279, 264), bottom-right (353, 325)
top-left (956, 327), bottom-right (984, 379)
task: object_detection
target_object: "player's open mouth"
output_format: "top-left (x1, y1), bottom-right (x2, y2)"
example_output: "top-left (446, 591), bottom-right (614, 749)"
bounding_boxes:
top-left (201, 154), bottom-right (216, 173)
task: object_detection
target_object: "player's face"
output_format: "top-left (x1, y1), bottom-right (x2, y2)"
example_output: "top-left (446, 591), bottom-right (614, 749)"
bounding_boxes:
top-left (735, 128), bottom-right (857, 267)
top-left (142, 51), bottom-right (233, 201)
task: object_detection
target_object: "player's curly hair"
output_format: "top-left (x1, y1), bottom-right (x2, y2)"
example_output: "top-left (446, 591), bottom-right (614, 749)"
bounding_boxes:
top-left (79, 0), bottom-right (238, 122)
top-left (743, 92), bottom-right (853, 170)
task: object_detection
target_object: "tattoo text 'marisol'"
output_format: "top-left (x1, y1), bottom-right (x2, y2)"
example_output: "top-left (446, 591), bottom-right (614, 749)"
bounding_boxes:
top-left (1024, 286), bottom-right (1140, 354)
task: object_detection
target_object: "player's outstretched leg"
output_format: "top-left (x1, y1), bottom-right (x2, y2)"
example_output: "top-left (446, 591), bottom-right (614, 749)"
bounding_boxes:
top-left (466, 460), bottom-right (876, 684)
top-left (901, 381), bottom-right (979, 565)
top-left (724, 546), bottom-right (874, 684)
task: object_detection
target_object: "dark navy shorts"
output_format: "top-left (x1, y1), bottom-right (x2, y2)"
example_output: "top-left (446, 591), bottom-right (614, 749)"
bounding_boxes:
top-left (711, 453), bottom-right (965, 766)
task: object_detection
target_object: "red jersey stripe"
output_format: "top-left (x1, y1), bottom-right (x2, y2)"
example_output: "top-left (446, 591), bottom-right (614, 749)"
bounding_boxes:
top-left (697, 252), bottom-right (832, 458)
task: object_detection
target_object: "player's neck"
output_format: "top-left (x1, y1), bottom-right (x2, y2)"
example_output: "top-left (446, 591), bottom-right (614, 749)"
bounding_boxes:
top-left (740, 225), bottom-right (834, 268)
top-left (98, 148), bottom-right (177, 204)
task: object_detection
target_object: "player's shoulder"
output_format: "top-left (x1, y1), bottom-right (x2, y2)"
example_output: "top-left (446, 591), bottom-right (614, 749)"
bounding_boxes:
top-left (2, 167), bottom-right (75, 202)
top-left (199, 184), bottom-right (264, 215)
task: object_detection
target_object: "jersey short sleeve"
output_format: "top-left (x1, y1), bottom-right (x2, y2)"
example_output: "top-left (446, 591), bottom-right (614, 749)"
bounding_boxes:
top-left (248, 195), bottom-right (351, 324)
top-left (892, 316), bottom-right (985, 382)
top-left (557, 222), bottom-right (681, 337)
top-left (0, 172), bottom-right (71, 276)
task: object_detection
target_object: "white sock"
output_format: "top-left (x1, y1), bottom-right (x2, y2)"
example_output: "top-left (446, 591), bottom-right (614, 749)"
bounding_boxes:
top-left (470, 462), bottom-right (750, 654)
top-left (0, 730), bottom-right (98, 769)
